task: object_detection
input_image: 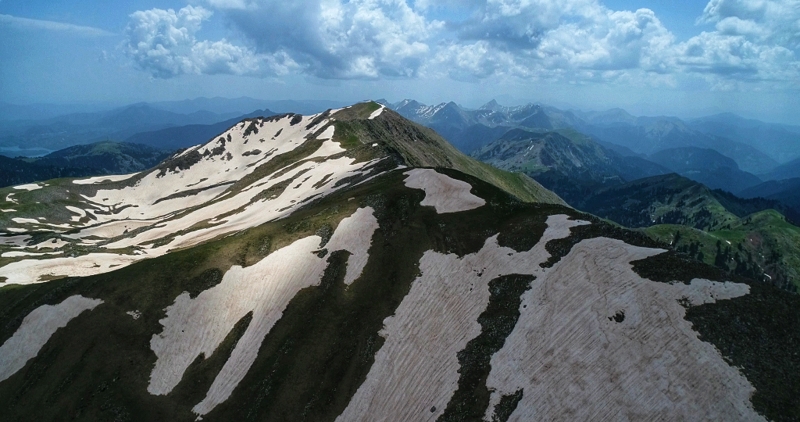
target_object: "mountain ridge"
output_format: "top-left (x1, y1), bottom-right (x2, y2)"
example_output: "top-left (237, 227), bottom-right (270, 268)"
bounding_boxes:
top-left (0, 100), bottom-right (797, 422)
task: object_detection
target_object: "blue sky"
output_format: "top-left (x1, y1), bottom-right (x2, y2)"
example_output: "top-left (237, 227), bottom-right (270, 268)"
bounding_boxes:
top-left (1, 0), bottom-right (799, 122)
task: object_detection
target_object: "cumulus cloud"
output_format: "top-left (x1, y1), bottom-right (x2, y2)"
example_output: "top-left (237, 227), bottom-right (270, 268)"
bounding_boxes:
top-left (433, 0), bottom-right (675, 82)
top-left (211, 0), bottom-right (437, 79)
top-left (120, 0), bottom-right (799, 88)
top-left (674, 0), bottom-right (800, 86)
top-left (123, 5), bottom-right (296, 78)
top-left (699, 0), bottom-right (800, 47)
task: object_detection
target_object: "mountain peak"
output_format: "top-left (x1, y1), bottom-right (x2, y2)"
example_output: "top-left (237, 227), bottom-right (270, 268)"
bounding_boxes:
top-left (480, 99), bottom-right (502, 111)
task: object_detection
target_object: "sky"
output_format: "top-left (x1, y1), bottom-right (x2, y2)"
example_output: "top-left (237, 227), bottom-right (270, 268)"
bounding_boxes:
top-left (1, 0), bottom-right (799, 123)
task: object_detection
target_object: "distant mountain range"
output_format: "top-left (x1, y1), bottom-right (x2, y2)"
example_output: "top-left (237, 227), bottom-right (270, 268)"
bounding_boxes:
top-left (125, 109), bottom-right (277, 151)
top-left (389, 99), bottom-right (796, 178)
top-left (0, 104), bottom-right (240, 153)
top-left (471, 128), bottom-right (669, 205)
top-left (647, 147), bottom-right (763, 194)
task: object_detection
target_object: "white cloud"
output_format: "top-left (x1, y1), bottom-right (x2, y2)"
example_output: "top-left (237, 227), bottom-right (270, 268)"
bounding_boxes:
top-left (673, 0), bottom-right (800, 87)
top-left (0, 14), bottom-right (114, 37)
top-left (123, 5), bottom-right (296, 78)
top-left (119, 0), bottom-right (799, 89)
top-left (208, 0), bottom-right (438, 79)
top-left (433, 0), bottom-right (675, 84)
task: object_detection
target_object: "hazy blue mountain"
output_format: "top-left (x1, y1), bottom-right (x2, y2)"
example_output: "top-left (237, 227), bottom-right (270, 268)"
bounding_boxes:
top-left (580, 118), bottom-right (778, 174)
top-left (0, 104), bottom-right (236, 152)
top-left (471, 128), bottom-right (669, 205)
top-left (739, 177), bottom-right (800, 216)
top-left (391, 99), bottom-right (561, 154)
top-left (690, 113), bottom-right (800, 164)
top-left (0, 101), bottom-right (116, 122)
top-left (391, 99), bottom-right (781, 176)
top-left (762, 157), bottom-right (800, 181)
top-left (24, 141), bottom-right (171, 175)
top-left (0, 141), bottom-right (169, 188)
top-left (648, 147), bottom-right (763, 194)
top-left (572, 107), bottom-right (638, 125)
top-left (125, 109), bottom-right (277, 150)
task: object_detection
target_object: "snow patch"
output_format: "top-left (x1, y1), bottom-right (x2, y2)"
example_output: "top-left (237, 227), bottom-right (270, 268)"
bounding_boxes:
top-left (0, 295), bottom-right (103, 382)
top-left (338, 215), bottom-right (588, 421)
top-left (0, 235), bottom-right (30, 246)
top-left (12, 218), bottom-right (41, 225)
top-left (65, 206), bottom-right (87, 218)
top-left (403, 169), bottom-right (486, 213)
top-left (483, 238), bottom-right (760, 421)
top-left (72, 173), bottom-right (137, 185)
top-left (0, 111), bottom-right (392, 285)
top-left (1, 251), bottom-right (61, 258)
top-left (33, 238), bottom-right (69, 250)
top-left (1, 209), bottom-right (15, 213)
top-left (147, 207), bottom-right (379, 416)
top-left (317, 124), bottom-right (336, 140)
top-left (13, 183), bottom-right (42, 191)
top-left (368, 105), bottom-right (385, 120)
top-left (0, 253), bottom-right (144, 285)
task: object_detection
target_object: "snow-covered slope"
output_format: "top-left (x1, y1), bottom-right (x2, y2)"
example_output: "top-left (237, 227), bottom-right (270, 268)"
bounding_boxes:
top-left (0, 109), bottom-right (389, 284)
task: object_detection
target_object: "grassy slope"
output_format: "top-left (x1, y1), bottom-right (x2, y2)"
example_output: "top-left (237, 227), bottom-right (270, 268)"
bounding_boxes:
top-left (334, 103), bottom-right (565, 205)
top-left (645, 209), bottom-right (800, 291)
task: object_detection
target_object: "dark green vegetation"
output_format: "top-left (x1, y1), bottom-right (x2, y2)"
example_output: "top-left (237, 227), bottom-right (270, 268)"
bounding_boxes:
top-left (0, 141), bottom-right (170, 189)
top-left (740, 177), bottom-right (800, 217)
top-left (645, 210), bottom-right (800, 291)
top-left (24, 142), bottom-right (171, 175)
top-left (0, 154), bottom-right (94, 189)
top-left (331, 105), bottom-right (564, 205)
top-left (558, 173), bottom-right (800, 290)
top-left (627, 241), bottom-right (800, 420)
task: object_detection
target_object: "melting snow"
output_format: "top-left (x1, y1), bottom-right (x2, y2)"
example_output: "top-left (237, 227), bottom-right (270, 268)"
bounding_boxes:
top-left (368, 105), bottom-right (385, 120)
top-left (1, 251), bottom-right (61, 258)
top-left (72, 173), bottom-right (137, 185)
top-left (148, 207), bottom-right (379, 416)
top-left (339, 215), bottom-right (759, 421)
top-left (484, 238), bottom-right (760, 421)
top-left (0, 253), bottom-right (144, 285)
top-left (338, 214), bottom-right (588, 421)
top-left (13, 183), bottom-right (42, 191)
top-left (12, 218), bottom-right (41, 225)
top-left (403, 169), bottom-right (486, 213)
top-left (0, 295), bottom-right (103, 382)
top-left (0, 235), bottom-right (30, 246)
